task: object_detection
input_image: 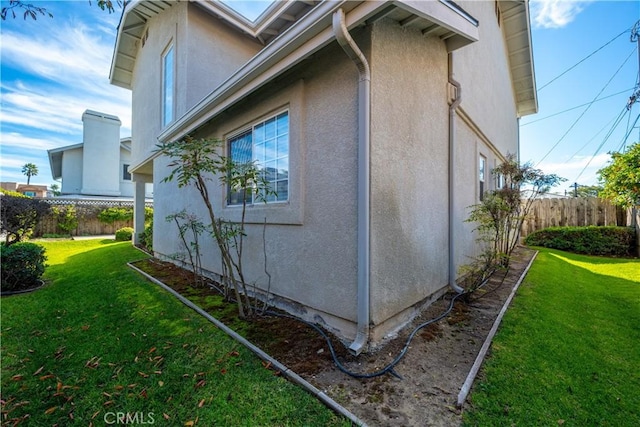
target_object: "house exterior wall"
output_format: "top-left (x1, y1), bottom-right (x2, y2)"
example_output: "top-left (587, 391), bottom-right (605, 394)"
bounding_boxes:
top-left (153, 39), bottom-right (363, 337)
top-left (81, 111), bottom-right (121, 196)
top-left (61, 147), bottom-right (83, 194)
top-left (119, 146), bottom-right (133, 197)
top-left (368, 18), bottom-right (451, 335)
top-left (130, 2), bottom-right (262, 170)
top-left (450, 0), bottom-right (521, 270)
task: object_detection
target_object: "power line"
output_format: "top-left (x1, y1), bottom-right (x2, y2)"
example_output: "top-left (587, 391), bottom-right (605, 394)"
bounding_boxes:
top-left (573, 111), bottom-right (638, 182)
top-left (521, 88), bottom-right (634, 126)
top-left (537, 27), bottom-right (631, 92)
top-left (536, 47), bottom-right (638, 166)
top-left (566, 105), bottom-right (628, 159)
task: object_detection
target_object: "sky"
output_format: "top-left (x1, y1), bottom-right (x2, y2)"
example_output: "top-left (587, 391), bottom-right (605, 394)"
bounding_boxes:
top-left (0, 0), bottom-right (639, 196)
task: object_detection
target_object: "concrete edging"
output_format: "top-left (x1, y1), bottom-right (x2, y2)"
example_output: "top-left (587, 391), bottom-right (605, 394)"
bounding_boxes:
top-left (127, 262), bottom-right (368, 427)
top-left (456, 250), bottom-right (539, 407)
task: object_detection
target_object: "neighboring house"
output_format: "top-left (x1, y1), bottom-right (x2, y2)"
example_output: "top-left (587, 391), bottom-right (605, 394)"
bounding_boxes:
top-left (0, 182), bottom-right (48, 198)
top-left (47, 110), bottom-right (153, 198)
top-left (111, 0), bottom-right (536, 352)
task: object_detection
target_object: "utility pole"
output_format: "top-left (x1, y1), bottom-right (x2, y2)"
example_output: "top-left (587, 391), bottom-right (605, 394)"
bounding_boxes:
top-left (573, 182), bottom-right (579, 198)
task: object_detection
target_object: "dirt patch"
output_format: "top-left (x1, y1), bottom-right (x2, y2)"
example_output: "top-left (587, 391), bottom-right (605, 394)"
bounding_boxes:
top-left (133, 247), bottom-right (536, 426)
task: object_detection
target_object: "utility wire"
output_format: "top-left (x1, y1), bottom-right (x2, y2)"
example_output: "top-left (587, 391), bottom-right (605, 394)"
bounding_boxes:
top-left (536, 47), bottom-right (637, 166)
top-left (574, 110), bottom-right (637, 182)
top-left (566, 105), bottom-right (628, 160)
top-left (616, 113), bottom-right (640, 153)
top-left (521, 88), bottom-right (634, 126)
top-left (538, 28), bottom-right (631, 92)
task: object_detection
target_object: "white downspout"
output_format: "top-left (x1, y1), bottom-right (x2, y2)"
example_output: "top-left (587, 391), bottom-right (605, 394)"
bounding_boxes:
top-left (448, 53), bottom-right (465, 294)
top-left (332, 8), bottom-right (371, 355)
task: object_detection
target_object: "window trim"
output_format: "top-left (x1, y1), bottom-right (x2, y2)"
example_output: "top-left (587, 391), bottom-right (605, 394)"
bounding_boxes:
top-left (226, 109), bottom-right (290, 207)
top-left (161, 43), bottom-right (175, 128)
top-left (122, 163), bottom-right (132, 182)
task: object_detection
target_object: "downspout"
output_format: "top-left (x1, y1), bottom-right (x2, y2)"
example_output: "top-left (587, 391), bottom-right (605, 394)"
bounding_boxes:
top-left (448, 53), bottom-right (465, 294)
top-left (332, 8), bottom-right (371, 355)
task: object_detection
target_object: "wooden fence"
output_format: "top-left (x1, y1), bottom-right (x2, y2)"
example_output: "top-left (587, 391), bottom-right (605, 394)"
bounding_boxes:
top-left (520, 197), bottom-right (632, 238)
top-left (34, 198), bottom-right (153, 237)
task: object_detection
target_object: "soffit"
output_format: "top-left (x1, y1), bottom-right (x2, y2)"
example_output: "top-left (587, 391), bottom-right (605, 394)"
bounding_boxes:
top-left (499, 0), bottom-right (538, 116)
top-left (110, 0), bottom-right (175, 89)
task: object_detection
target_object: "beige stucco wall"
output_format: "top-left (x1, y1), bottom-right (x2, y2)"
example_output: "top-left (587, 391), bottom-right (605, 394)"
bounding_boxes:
top-left (369, 18), bottom-right (450, 330)
top-left (452, 0), bottom-right (520, 157)
top-left (130, 3), bottom-right (262, 170)
top-left (153, 39), bottom-right (362, 336)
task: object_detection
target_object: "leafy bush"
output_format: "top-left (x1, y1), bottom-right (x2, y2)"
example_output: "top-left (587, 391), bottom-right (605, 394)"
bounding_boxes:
top-left (1, 242), bottom-right (47, 292)
top-left (98, 207), bottom-right (133, 225)
top-left (1, 195), bottom-right (50, 245)
top-left (115, 227), bottom-right (134, 241)
top-left (524, 226), bottom-right (635, 256)
top-left (51, 205), bottom-right (78, 235)
top-left (139, 218), bottom-right (153, 252)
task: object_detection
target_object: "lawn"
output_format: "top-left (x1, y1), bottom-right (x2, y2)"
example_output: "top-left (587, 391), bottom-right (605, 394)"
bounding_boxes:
top-left (464, 248), bottom-right (640, 426)
top-left (1, 239), bottom-right (349, 426)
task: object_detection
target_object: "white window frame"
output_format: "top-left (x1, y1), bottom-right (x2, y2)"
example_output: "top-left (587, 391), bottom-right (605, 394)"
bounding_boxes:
top-left (227, 110), bottom-right (289, 206)
top-left (161, 43), bottom-right (175, 127)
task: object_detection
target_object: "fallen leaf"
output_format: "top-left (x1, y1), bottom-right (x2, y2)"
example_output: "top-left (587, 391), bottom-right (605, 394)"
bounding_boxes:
top-left (139, 389), bottom-right (148, 399)
top-left (185, 422), bottom-right (194, 427)
top-left (148, 347), bottom-right (157, 354)
top-left (558, 420), bottom-right (565, 425)
top-left (198, 399), bottom-right (205, 408)
top-left (32, 366), bottom-right (44, 376)
top-left (163, 413), bottom-right (170, 420)
top-left (158, 381), bottom-right (164, 387)
top-left (138, 372), bottom-right (149, 378)
top-left (114, 385), bottom-right (124, 391)
top-left (91, 410), bottom-right (100, 419)
top-left (195, 379), bottom-right (206, 388)
top-left (229, 351), bottom-right (240, 357)
top-left (81, 325), bottom-right (90, 330)
top-left (39, 374), bottom-right (55, 381)
top-left (45, 406), bottom-right (57, 415)
top-left (11, 375), bottom-right (24, 381)
top-left (128, 384), bottom-right (137, 389)
top-left (103, 400), bottom-right (114, 406)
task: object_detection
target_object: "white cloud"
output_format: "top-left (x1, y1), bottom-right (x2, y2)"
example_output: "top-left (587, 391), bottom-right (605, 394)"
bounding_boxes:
top-left (530, 0), bottom-right (592, 29)
top-left (1, 132), bottom-right (72, 151)
top-left (538, 153), bottom-right (611, 185)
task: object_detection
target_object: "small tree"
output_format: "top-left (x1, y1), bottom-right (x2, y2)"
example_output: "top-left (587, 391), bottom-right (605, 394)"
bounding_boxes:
top-left (21, 162), bottom-right (38, 185)
top-left (0, 194), bottom-right (50, 245)
top-left (51, 205), bottom-right (78, 235)
top-left (156, 136), bottom-right (273, 318)
top-left (98, 206), bottom-right (133, 231)
top-left (597, 142), bottom-right (640, 208)
top-left (464, 155), bottom-right (564, 291)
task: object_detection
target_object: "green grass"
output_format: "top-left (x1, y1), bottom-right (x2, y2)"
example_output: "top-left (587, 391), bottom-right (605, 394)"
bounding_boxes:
top-left (1, 240), bottom-right (349, 426)
top-left (464, 248), bottom-right (640, 426)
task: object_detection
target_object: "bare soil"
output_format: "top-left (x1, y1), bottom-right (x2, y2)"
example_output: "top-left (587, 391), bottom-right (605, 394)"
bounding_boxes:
top-left (133, 246), bottom-right (536, 426)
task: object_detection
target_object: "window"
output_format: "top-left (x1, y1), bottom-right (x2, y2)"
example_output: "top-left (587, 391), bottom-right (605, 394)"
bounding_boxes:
top-left (122, 164), bottom-right (132, 181)
top-left (494, 159), bottom-right (504, 189)
top-left (162, 44), bottom-right (174, 127)
top-left (24, 191), bottom-right (36, 197)
top-left (228, 111), bottom-right (289, 205)
top-left (479, 155), bottom-right (486, 201)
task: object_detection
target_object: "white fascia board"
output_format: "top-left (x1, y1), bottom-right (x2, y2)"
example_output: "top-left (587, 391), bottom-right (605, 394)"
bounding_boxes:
top-left (109, 0), bottom-right (143, 88)
top-left (394, 0), bottom-right (479, 42)
top-left (47, 142), bottom-right (84, 154)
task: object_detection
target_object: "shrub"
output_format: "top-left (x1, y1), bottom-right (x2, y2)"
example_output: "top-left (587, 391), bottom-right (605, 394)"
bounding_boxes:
top-left (139, 218), bottom-right (153, 252)
top-left (51, 205), bottom-right (79, 235)
top-left (115, 227), bottom-right (134, 241)
top-left (98, 207), bottom-right (133, 229)
top-left (524, 226), bottom-right (635, 257)
top-left (1, 195), bottom-right (50, 245)
top-left (1, 242), bottom-right (47, 292)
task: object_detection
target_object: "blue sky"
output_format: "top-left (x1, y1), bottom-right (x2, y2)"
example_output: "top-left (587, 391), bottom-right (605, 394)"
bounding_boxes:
top-left (1, 0), bottom-right (639, 196)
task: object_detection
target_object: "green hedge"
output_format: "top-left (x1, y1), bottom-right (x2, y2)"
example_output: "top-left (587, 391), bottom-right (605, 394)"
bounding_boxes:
top-left (115, 227), bottom-right (134, 241)
top-left (1, 242), bottom-right (47, 292)
top-left (524, 226), bottom-right (635, 257)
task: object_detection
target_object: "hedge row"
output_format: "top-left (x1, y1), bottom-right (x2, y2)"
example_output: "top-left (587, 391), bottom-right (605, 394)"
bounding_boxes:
top-left (524, 226), bottom-right (636, 257)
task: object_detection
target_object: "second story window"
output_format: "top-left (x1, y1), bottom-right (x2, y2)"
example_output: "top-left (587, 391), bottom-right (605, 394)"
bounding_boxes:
top-left (162, 44), bottom-right (174, 127)
top-left (479, 155), bottom-right (486, 201)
